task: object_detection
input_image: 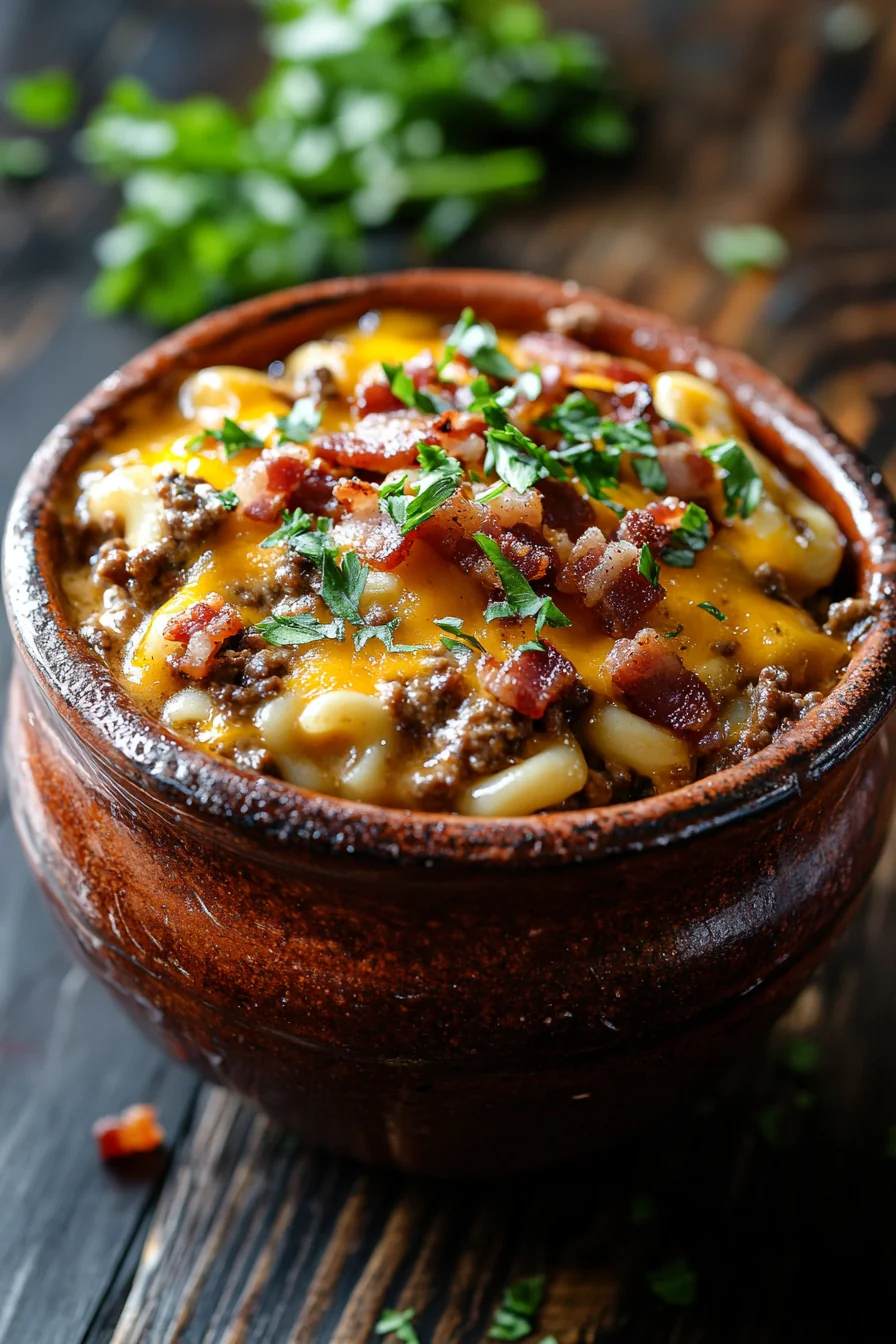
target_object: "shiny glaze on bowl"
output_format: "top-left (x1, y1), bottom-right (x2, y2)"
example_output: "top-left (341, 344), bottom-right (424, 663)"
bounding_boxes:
top-left (5, 270), bottom-right (896, 1176)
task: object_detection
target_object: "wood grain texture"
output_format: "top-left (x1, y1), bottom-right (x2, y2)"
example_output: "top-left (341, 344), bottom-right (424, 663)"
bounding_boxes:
top-left (1, 0), bottom-right (896, 1340)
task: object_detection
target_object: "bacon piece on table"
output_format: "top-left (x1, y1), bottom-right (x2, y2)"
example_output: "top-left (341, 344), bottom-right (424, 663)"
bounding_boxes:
top-left (607, 628), bottom-right (715, 733)
top-left (93, 1103), bottom-right (166, 1162)
top-left (164, 593), bottom-right (243, 679)
top-left (479, 642), bottom-right (576, 719)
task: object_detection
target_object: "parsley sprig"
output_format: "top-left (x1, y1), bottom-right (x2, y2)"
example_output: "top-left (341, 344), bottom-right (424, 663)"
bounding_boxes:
top-left (380, 443), bottom-right (462, 534)
top-left (638, 543), bottom-right (661, 587)
top-left (539, 392), bottom-right (667, 499)
top-left (260, 510), bottom-right (334, 557)
top-left (375, 1307), bottom-right (419, 1344)
top-left (276, 397), bottom-right (321, 444)
top-left (435, 617), bottom-right (485, 655)
top-left (661, 502), bottom-right (711, 567)
top-left (255, 612), bottom-right (345, 646)
top-left (474, 533), bottom-right (571, 645)
top-left (186, 417), bottom-right (263, 460)
top-left (488, 1276), bottom-right (547, 1342)
top-left (439, 307), bottom-right (519, 382)
top-left (382, 362), bottom-right (451, 415)
top-left (702, 439), bottom-right (762, 518)
top-left (215, 488), bottom-right (239, 511)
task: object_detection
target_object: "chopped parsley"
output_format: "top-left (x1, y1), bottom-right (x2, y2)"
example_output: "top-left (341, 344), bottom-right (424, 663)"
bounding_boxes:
top-left (439, 307), bottom-right (519, 381)
top-left (539, 395), bottom-right (665, 500)
top-left (698, 601), bottom-right (726, 621)
top-left (488, 1276), bottom-right (546, 1341)
top-left (353, 619), bottom-right (426, 653)
top-left (474, 533), bottom-right (571, 643)
top-left (631, 450), bottom-right (668, 494)
top-left (660, 502), bottom-right (711, 567)
top-left (261, 507), bottom-right (314, 548)
top-left (538, 390), bottom-right (603, 442)
top-left (382, 361), bottom-right (450, 415)
top-left (702, 439), bottom-right (762, 518)
top-left (187, 417), bottom-right (263, 460)
top-left (554, 440), bottom-right (623, 509)
top-left (647, 1256), bottom-right (697, 1307)
top-left (380, 443), bottom-right (462, 534)
top-left (661, 624), bottom-right (684, 639)
top-left (375, 1307), bottom-right (419, 1344)
top-left (254, 612), bottom-right (344, 646)
top-left (215, 488), bottom-right (239, 511)
top-left (319, 548), bottom-right (368, 625)
top-left (468, 369), bottom-right (542, 410)
top-left (485, 418), bottom-right (565, 494)
top-left (702, 223), bottom-right (789, 276)
top-left (638, 543), bottom-right (660, 587)
top-left (435, 616), bottom-right (485, 655)
top-left (276, 396), bottom-right (321, 444)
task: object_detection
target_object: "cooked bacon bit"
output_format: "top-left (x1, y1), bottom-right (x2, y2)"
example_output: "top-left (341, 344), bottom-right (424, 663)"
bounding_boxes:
top-left (557, 525), bottom-right (607, 594)
top-left (483, 486), bottom-right (543, 531)
top-left (315, 409), bottom-right (485, 473)
top-left (332, 478), bottom-right (412, 570)
top-left (517, 330), bottom-right (653, 386)
top-left (164, 593), bottom-right (243, 679)
top-left (616, 498), bottom-right (691, 556)
top-left (595, 563), bottom-right (665, 637)
top-left (354, 378), bottom-right (403, 417)
top-left (537, 477), bottom-right (596, 542)
top-left (479, 642), bottom-right (576, 719)
top-left (607, 628), bottom-right (715, 733)
top-left (237, 448), bottom-right (338, 522)
top-left (418, 494), bottom-right (557, 585)
top-left (93, 1104), bottom-right (165, 1161)
top-left (657, 442), bottom-right (716, 501)
top-left (558, 531), bottom-right (664, 634)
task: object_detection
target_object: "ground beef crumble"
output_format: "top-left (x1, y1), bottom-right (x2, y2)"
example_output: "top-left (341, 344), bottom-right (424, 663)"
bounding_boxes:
top-left (824, 596), bottom-right (876, 645)
top-left (734, 666), bottom-right (823, 760)
top-left (208, 633), bottom-right (295, 709)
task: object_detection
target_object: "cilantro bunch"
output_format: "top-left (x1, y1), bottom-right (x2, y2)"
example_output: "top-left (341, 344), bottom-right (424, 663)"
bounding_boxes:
top-left (79, 0), bottom-right (632, 325)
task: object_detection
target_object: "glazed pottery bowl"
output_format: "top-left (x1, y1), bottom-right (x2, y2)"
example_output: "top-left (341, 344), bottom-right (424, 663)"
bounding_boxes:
top-left (5, 270), bottom-right (896, 1177)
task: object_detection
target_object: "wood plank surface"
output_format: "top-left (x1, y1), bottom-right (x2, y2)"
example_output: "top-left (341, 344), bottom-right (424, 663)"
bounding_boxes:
top-left (1, 1), bottom-right (896, 1341)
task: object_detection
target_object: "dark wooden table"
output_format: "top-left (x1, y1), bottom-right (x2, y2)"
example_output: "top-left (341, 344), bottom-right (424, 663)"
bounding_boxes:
top-left (2, 1), bottom-right (896, 1340)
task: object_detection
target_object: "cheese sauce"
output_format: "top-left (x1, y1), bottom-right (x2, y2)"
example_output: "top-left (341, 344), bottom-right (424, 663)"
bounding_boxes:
top-left (58, 308), bottom-right (865, 815)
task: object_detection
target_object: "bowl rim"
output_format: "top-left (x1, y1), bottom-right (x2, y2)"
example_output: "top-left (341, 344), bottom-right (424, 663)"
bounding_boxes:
top-left (6, 267), bottom-right (896, 867)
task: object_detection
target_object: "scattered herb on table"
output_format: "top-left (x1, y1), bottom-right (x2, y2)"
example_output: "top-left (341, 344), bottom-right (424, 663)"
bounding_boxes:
top-left (647, 1256), bottom-right (697, 1307)
top-left (3, 68), bottom-right (78, 128)
top-left (783, 1037), bottom-right (820, 1076)
top-left (702, 223), bottom-right (789, 275)
top-left (375, 1307), bottom-right (419, 1344)
top-left (488, 1275), bottom-right (547, 1341)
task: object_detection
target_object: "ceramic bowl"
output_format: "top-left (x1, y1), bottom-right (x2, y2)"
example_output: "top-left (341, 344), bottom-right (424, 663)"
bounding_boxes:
top-left (6, 270), bottom-right (896, 1176)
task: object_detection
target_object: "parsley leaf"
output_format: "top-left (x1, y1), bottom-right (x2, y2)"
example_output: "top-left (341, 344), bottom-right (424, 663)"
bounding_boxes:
top-left (661, 624), bottom-right (684, 639)
top-left (538, 390), bottom-right (603, 443)
top-left (638, 543), bottom-right (660, 587)
top-left (260, 507), bottom-right (314, 549)
top-left (189, 417), bottom-right (263, 460)
top-left (276, 396), bottom-right (321, 444)
top-left (291, 526), bottom-right (338, 563)
top-left (647, 1257), bottom-right (698, 1307)
top-left (698, 601), bottom-right (726, 621)
top-left (382, 362), bottom-right (450, 414)
top-left (702, 223), bottom-right (789, 276)
top-left (485, 420), bottom-right (565, 494)
top-left (319, 548), bottom-right (369, 625)
top-left (631, 452), bottom-right (668, 494)
top-left (661, 502), bottom-right (711, 567)
top-left (255, 613), bottom-right (344, 646)
top-left (441, 307), bottom-right (518, 381)
top-left (488, 1276), bottom-right (546, 1341)
top-left (375, 1307), bottom-right (419, 1344)
top-left (474, 533), bottom-right (571, 638)
top-left (702, 439), bottom-right (762, 518)
top-left (380, 443), bottom-right (462, 534)
top-left (353, 619), bottom-right (427, 653)
top-left (555, 440), bottom-right (622, 506)
top-left (215, 488), bottom-right (239, 511)
top-left (435, 616), bottom-right (485, 654)
top-left (4, 69), bottom-right (78, 129)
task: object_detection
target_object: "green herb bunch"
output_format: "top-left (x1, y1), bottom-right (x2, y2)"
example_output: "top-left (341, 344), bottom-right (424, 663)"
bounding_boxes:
top-left (79, 0), bottom-right (632, 325)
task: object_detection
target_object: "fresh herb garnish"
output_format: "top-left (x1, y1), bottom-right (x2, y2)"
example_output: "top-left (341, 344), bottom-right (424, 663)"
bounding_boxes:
top-left (319, 548), bottom-right (369, 625)
top-left (661, 502), bottom-right (711, 567)
top-left (276, 396), bottom-right (321, 444)
top-left (538, 390), bottom-right (602, 443)
top-left (647, 1257), bottom-right (698, 1307)
top-left (703, 439), bottom-right (762, 518)
top-left (4, 68), bottom-right (78, 129)
top-left (260, 507), bottom-right (313, 548)
top-left (380, 443), bottom-right (462, 534)
top-left (698, 601), bottom-right (726, 621)
top-left (435, 616), bottom-right (485, 655)
top-left (540, 395), bottom-right (664, 500)
top-left (382, 362), bottom-right (451, 415)
top-left (661, 625), bottom-right (684, 639)
top-left (638, 543), bottom-right (660, 587)
top-left (783, 1038), bottom-right (820, 1076)
top-left (554, 440), bottom-right (622, 507)
top-left (631, 451), bottom-right (668, 494)
top-left (440, 307), bottom-right (519, 381)
top-left (702, 223), bottom-right (789, 276)
top-left (254, 612), bottom-right (344, 646)
top-left (215, 488), bottom-right (239, 511)
top-left (485, 419), bottom-right (565, 494)
top-left (468, 369), bottom-right (542, 410)
top-left (375, 1307), bottom-right (419, 1344)
top-left (187, 417), bottom-right (263, 460)
top-left (488, 1276), bottom-right (546, 1341)
top-left (353, 619), bottom-right (427, 653)
top-left (474, 533), bottom-right (571, 642)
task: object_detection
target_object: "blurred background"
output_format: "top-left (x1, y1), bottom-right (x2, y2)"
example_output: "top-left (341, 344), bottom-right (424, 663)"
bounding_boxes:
top-left (2, 2), bottom-right (896, 1341)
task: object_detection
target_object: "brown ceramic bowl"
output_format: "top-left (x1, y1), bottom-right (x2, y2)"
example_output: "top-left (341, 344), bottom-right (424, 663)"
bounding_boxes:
top-left (5, 270), bottom-right (896, 1177)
